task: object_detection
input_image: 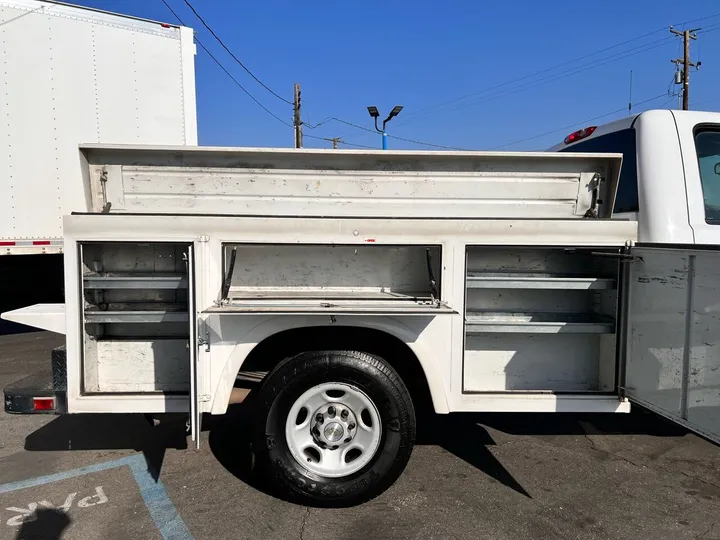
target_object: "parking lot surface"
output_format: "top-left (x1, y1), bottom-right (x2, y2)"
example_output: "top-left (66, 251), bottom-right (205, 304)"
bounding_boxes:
top-left (2, 331), bottom-right (720, 540)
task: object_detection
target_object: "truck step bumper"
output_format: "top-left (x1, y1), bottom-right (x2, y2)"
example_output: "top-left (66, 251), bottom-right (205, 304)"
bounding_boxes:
top-left (3, 345), bottom-right (67, 414)
top-left (4, 372), bottom-right (65, 414)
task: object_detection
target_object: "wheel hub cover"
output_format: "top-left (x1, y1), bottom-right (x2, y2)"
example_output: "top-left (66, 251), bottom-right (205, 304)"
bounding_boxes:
top-left (324, 422), bottom-right (344, 442)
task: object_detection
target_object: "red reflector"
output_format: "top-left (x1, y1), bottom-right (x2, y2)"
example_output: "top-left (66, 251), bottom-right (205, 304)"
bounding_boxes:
top-left (564, 126), bottom-right (597, 145)
top-left (33, 397), bottom-right (55, 411)
top-left (0, 241), bottom-right (15, 246)
top-left (161, 23), bottom-right (171, 28)
top-left (32, 240), bottom-right (51, 246)
top-left (365, 238), bottom-right (376, 243)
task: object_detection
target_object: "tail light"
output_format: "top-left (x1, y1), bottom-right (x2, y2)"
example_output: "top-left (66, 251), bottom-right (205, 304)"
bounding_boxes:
top-left (564, 126), bottom-right (597, 145)
top-left (33, 397), bottom-right (55, 411)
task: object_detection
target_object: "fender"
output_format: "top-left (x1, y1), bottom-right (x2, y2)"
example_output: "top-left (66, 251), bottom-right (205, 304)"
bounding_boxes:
top-left (205, 314), bottom-right (451, 415)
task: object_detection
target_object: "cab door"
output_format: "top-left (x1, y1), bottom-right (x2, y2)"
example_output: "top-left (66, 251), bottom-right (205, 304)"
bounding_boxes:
top-left (623, 245), bottom-right (720, 444)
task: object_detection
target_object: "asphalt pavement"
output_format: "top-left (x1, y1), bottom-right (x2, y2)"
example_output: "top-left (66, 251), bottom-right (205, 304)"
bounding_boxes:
top-left (2, 331), bottom-right (720, 540)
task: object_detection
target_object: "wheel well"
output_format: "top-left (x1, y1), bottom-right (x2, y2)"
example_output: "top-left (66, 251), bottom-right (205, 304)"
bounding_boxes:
top-left (241, 326), bottom-right (434, 414)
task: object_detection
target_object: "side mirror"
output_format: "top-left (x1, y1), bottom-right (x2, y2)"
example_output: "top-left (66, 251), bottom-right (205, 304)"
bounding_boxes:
top-left (715, 162), bottom-right (720, 175)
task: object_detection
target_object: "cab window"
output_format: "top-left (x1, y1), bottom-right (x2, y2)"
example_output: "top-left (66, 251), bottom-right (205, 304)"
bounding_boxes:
top-left (560, 128), bottom-right (639, 213)
top-left (694, 128), bottom-right (720, 224)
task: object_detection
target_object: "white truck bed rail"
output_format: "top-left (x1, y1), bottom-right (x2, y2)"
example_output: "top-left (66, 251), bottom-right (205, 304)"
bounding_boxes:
top-left (80, 145), bottom-right (622, 219)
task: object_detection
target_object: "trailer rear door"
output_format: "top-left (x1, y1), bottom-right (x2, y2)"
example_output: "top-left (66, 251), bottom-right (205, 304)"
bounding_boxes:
top-left (624, 246), bottom-right (720, 444)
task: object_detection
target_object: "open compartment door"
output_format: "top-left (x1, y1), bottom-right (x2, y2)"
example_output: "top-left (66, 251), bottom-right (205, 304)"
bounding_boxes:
top-left (624, 246), bottom-right (720, 444)
top-left (187, 244), bottom-right (201, 449)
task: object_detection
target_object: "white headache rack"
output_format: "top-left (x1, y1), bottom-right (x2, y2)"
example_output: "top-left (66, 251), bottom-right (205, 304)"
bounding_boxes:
top-left (80, 145), bottom-right (622, 219)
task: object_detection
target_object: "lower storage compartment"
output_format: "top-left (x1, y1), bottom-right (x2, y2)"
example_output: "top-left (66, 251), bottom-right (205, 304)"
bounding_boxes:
top-left (464, 333), bottom-right (617, 392)
top-left (84, 338), bottom-right (190, 393)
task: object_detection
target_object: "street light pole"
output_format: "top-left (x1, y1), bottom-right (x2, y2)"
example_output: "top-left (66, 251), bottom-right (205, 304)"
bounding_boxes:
top-left (367, 105), bottom-right (403, 149)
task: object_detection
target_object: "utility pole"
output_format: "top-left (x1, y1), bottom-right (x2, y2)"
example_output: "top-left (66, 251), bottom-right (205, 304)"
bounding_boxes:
top-left (293, 83), bottom-right (303, 148)
top-left (670, 27), bottom-right (701, 110)
top-left (330, 137), bottom-right (341, 149)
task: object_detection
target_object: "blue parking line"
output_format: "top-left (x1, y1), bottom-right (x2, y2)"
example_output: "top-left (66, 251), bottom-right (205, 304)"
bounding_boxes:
top-left (0, 454), bottom-right (194, 540)
top-left (128, 457), bottom-right (193, 540)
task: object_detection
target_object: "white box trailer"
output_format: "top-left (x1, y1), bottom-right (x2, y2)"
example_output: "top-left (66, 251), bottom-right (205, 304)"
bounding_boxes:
top-left (0, 0), bottom-right (197, 253)
top-left (5, 145), bottom-right (720, 506)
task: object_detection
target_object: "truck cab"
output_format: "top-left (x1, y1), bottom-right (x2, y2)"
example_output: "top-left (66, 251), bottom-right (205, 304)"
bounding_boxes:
top-left (550, 109), bottom-right (720, 245)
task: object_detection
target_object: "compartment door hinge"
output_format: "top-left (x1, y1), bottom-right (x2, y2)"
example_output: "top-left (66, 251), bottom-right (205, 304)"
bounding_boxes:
top-left (198, 235), bottom-right (210, 243)
top-left (197, 331), bottom-right (210, 352)
top-left (198, 394), bottom-right (211, 402)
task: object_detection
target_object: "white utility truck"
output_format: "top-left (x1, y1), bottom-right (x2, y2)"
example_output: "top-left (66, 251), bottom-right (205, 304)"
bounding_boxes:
top-left (0, 0), bottom-right (196, 329)
top-left (3, 109), bottom-right (720, 505)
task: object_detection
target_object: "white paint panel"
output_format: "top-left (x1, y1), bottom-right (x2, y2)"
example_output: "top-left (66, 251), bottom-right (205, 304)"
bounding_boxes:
top-left (464, 334), bottom-right (601, 392)
top-left (95, 339), bottom-right (189, 392)
top-left (1, 5), bottom-right (55, 238)
top-left (133, 33), bottom-right (186, 145)
top-left (0, 2), bottom-right (194, 245)
top-left (94, 25), bottom-right (140, 144)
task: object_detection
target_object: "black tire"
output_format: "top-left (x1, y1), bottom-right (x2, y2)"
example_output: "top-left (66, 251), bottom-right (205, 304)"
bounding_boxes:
top-left (252, 350), bottom-right (416, 506)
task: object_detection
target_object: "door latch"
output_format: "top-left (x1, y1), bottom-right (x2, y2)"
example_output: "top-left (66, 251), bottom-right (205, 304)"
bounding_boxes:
top-left (198, 331), bottom-right (210, 352)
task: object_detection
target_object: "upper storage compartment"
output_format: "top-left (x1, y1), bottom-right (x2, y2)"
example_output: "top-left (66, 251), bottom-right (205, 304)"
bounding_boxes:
top-left (80, 145), bottom-right (622, 219)
top-left (463, 247), bottom-right (621, 393)
top-left (206, 244), bottom-right (452, 314)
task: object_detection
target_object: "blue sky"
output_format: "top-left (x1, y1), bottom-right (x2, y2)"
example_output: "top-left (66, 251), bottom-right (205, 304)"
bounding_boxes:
top-left (73, 0), bottom-right (720, 151)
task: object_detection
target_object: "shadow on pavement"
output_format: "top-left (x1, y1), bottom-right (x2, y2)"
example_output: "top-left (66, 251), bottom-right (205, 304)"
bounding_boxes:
top-left (13, 507), bottom-right (71, 540)
top-left (23, 413), bottom-right (188, 481)
top-left (207, 405), bottom-right (692, 503)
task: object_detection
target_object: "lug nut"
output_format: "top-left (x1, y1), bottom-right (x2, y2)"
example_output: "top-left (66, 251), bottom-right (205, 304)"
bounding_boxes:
top-left (340, 409), bottom-right (349, 420)
top-left (315, 413), bottom-right (324, 423)
top-left (344, 437), bottom-right (351, 443)
top-left (348, 422), bottom-right (356, 430)
top-left (328, 406), bottom-right (336, 417)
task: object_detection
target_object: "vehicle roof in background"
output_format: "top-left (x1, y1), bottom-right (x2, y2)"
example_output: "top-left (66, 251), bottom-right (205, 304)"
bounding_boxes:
top-left (548, 109), bottom-right (720, 153)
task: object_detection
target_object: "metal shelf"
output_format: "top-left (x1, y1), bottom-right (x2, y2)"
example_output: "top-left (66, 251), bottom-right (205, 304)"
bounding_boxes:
top-left (466, 273), bottom-right (615, 290)
top-left (465, 312), bottom-right (615, 334)
top-left (205, 301), bottom-right (456, 315)
top-left (83, 273), bottom-right (187, 290)
top-left (84, 310), bottom-right (188, 324)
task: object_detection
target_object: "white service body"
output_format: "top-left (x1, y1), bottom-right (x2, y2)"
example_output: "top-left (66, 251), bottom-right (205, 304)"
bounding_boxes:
top-left (0, 0), bottom-right (197, 254)
top-left (5, 141), bottom-right (720, 448)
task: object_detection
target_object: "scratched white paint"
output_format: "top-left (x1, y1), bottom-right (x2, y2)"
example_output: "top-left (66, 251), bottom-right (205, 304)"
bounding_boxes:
top-left (625, 250), bottom-right (689, 417)
top-left (83, 146), bottom-right (621, 219)
top-left (5, 486), bottom-right (107, 526)
top-left (95, 339), bottom-right (189, 392)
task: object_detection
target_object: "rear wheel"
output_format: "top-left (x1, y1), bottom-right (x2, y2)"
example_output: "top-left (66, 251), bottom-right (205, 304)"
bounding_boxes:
top-left (253, 350), bottom-right (416, 506)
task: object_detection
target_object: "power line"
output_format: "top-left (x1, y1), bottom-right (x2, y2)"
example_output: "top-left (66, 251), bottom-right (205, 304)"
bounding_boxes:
top-left (488, 92), bottom-right (669, 151)
top-left (399, 36), bottom-right (676, 126)
top-left (398, 12), bottom-right (720, 126)
top-left (316, 117), bottom-right (467, 149)
top-left (448, 37), bottom-right (674, 113)
top-left (303, 133), bottom-right (375, 149)
top-left (385, 134), bottom-right (467, 150)
top-left (159, 0), bottom-right (291, 127)
top-left (180, 0), bottom-right (292, 105)
top-left (399, 31), bottom-right (666, 124)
